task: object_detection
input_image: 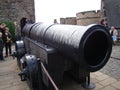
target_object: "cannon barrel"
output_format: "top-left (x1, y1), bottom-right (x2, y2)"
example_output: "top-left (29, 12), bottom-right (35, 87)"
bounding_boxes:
top-left (22, 23), bottom-right (112, 72)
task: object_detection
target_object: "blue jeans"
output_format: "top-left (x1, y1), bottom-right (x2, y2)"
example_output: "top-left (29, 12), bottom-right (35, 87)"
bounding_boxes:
top-left (112, 36), bottom-right (117, 41)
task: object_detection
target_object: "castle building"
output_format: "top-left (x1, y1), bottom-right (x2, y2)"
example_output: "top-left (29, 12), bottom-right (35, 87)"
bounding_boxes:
top-left (60, 17), bottom-right (76, 25)
top-left (76, 10), bottom-right (101, 26)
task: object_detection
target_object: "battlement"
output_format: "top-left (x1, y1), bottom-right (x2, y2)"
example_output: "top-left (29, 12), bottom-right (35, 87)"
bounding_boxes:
top-left (76, 10), bottom-right (101, 25)
top-left (76, 10), bottom-right (101, 20)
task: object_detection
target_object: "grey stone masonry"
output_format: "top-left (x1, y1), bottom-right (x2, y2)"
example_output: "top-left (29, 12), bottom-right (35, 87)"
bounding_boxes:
top-left (0, 0), bottom-right (35, 36)
top-left (0, 0), bottom-right (35, 22)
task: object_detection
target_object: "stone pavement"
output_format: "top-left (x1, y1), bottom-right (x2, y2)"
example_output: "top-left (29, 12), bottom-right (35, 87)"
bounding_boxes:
top-left (0, 45), bottom-right (120, 90)
top-left (0, 57), bottom-right (29, 90)
top-left (100, 45), bottom-right (120, 80)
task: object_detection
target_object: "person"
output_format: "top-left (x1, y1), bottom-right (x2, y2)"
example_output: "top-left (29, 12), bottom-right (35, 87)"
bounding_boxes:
top-left (20, 17), bottom-right (28, 30)
top-left (0, 32), bottom-right (4, 61)
top-left (100, 19), bottom-right (109, 30)
top-left (4, 27), bottom-right (12, 57)
top-left (54, 19), bottom-right (58, 24)
top-left (110, 26), bottom-right (118, 44)
top-left (100, 19), bottom-right (107, 26)
top-left (0, 23), bottom-right (6, 43)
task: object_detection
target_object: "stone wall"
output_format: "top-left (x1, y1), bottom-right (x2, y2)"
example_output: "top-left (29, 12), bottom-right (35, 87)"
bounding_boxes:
top-left (60, 11), bottom-right (101, 26)
top-left (0, 0), bottom-right (35, 22)
top-left (60, 17), bottom-right (76, 25)
top-left (76, 10), bottom-right (101, 25)
top-left (0, 0), bottom-right (35, 35)
top-left (60, 18), bottom-right (66, 24)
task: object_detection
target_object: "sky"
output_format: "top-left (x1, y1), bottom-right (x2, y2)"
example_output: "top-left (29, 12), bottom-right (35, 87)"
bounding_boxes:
top-left (34, 0), bottom-right (101, 23)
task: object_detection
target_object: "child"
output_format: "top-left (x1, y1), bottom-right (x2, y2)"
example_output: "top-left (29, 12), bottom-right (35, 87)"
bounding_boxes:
top-left (0, 32), bottom-right (4, 61)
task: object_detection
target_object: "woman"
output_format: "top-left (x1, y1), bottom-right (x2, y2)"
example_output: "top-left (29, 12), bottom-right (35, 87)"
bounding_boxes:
top-left (110, 26), bottom-right (118, 44)
top-left (4, 27), bottom-right (12, 57)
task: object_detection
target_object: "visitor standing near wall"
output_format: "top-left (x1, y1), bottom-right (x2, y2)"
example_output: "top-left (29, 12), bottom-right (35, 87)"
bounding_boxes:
top-left (54, 19), bottom-right (58, 24)
top-left (100, 19), bottom-right (109, 30)
top-left (0, 23), bottom-right (6, 44)
top-left (110, 26), bottom-right (118, 44)
top-left (0, 32), bottom-right (4, 61)
top-left (4, 27), bottom-right (12, 57)
top-left (14, 21), bottom-right (21, 41)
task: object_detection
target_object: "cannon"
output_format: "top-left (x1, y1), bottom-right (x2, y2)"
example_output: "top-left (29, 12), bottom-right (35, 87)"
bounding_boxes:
top-left (14, 19), bottom-right (112, 90)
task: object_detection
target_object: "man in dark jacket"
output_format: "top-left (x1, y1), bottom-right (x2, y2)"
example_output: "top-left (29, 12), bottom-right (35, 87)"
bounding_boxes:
top-left (0, 32), bottom-right (4, 61)
top-left (0, 23), bottom-right (6, 43)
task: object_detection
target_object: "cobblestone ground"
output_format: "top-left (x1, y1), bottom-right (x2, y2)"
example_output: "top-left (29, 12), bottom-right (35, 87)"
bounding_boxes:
top-left (100, 45), bottom-right (120, 80)
top-left (0, 45), bottom-right (120, 90)
top-left (0, 57), bottom-right (29, 90)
